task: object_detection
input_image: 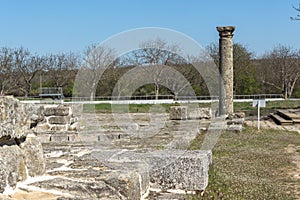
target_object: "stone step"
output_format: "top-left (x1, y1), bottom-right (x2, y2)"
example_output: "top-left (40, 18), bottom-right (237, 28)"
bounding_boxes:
top-left (277, 109), bottom-right (300, 120)
top-left (292, 119), bottom-right (300, 124)
top-left (270, 113), bottom-right (294, 125)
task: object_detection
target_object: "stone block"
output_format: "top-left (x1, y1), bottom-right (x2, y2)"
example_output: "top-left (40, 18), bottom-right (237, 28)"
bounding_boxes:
top-left (228, 124), bottom-right (243, 132)
top-left (0, 96), bottom-right (29, 138)
top-left (227, 118), bottom-right (244, 125)
top-left (0, 145), bottom-right (26, 193)
top-left (34, 123), bottom-right (51, 132)
top-left (169, 106), bottom-right (188, 120)
top-left (44, 106), bottom-right (70, 116)
top-left (234, 112), bottom-right (246, 119)
top-left (50, 125), bottom-right (68, 131)
top-left (48, 116), bottom-right (70, 125)
top-left (108, 149), bottom-right (211, 191)
top-left (19, 134), bottom-right (45, 177)
top-left (32, 177), bottom-right (124, 200)
top-left (188, 108), bottom-right (212, 119)
top-left (150, 152), bottom-right (209, 190)
top-left (69, 122), bottom-right (79, 131)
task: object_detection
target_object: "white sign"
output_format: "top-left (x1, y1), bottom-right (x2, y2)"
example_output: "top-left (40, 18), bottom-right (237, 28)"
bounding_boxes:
top-left (252, 99), bottom-right (266, 130)
top-left (252, 99), bottom-right (266, 107)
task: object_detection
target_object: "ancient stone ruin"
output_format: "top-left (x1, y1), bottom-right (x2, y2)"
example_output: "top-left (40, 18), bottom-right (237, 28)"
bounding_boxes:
top-left (0, 26), bottom-right (245, 199)
top-left (217, 26), bottom-right (235, 116)
top-left (0, 97), bottom-right (213, 199)
top-left (0, 96), bottom-right (45, 193)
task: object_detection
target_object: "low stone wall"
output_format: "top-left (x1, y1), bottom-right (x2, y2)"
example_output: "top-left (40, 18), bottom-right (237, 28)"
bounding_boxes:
top-left (33, 105), bottom-right (79, 133)
top-left (0, 96), bottom-right (45, 193)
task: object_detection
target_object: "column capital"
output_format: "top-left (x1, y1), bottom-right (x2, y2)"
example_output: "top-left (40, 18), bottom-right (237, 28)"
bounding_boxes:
top-left (217, 26), bottom-right (235, 38)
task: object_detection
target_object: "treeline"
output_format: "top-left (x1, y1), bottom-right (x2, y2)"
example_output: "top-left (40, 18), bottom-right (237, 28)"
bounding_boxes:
top-left (0, 47), bottom-right (79, 97)
top-left (1, 39), bottom-right (300, 99)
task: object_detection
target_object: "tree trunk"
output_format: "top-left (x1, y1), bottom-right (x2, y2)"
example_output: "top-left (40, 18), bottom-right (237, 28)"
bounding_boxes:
top-left (90, 90), bottom-right (95, 101)
top-left (155, 84), bottom-right (159, 100)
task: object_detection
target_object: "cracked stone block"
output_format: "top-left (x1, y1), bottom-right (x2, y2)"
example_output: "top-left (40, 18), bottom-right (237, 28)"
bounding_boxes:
top-left (108, 149), bottom-right (211, 191)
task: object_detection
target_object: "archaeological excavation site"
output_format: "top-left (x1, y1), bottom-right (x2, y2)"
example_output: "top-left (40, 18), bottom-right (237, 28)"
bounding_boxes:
top-left (2, 1), bottom-right (300, 199)
top-left (0, 26), bottom-right (247, 200)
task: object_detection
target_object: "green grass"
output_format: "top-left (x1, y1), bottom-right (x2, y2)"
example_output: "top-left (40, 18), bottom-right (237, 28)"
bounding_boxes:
top-left (83, 100), bottom-right (300, 115)
top-left (83, 103), bottom-right (172, 113)
top-left (83, 102), bottom-right (212, 113)
top-left (188, 127), bottom-right (300, 200)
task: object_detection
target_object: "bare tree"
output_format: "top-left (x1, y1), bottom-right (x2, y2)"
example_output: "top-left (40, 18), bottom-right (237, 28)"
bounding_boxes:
top-left (121, 38), bottom-right (184, 99)
top-left (291, 3), bottom-right (300, 20)
top-left (14, 47), bottom-right (43, 97)
top-left (0, 47), bottom-right (18, 95)
top-left (261, 45), bottom-right (300, 99)
top-left (44, 53), bottom-right (79, 89)
top-left (75, 44), bottom-right (115, 100)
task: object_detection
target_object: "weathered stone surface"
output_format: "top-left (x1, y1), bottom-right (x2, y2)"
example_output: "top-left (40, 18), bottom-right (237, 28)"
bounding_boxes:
top-left (228, 124), bottom-right (243, 132)
top-left (31, 104), bottom-right (77, 132)
top-left (233, 112), bottom-right (246, 119)
top-left (44, 106), bottom-right (70, 116)
top-left (35, 123), bottom-right (51, 132)
top-left (0, 96), bottom-right (29, 138)
top-left (20, 134), bottom-right (45, 177)
top-left (227, 118), bottom-right (244, 125)
top-left (0, 145), bottom-right (26, 193)
top-left (108, 149), bottom-right (211, 191)
top-left (69, 122), bottom-right (79, 131)
top-left (217, 26), bottom-right (235, 116)
top-left (32, 178), bottom-right (125, 200)
top-left (48, 116), bottom-right (70, 125)
top-left (149, 150), bottom-right (210, 191)
top-left (188, 108), bottom-right (212, 119)
top-left (27, 105), bottom-right (45, 123)
top-left (169, 106), bottom-right (188, 120)
top-left (0, 96), bottom-right (46, 194)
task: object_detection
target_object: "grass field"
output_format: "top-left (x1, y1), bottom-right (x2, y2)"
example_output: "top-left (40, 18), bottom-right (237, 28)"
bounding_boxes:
top-left (83, 100), bottom-right (300, 114)
top-left (188, 127), bottom-right (300, 199)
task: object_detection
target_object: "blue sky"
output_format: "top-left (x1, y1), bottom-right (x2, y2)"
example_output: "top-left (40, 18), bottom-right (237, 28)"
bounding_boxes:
top-left (0, 0), bottom-right (299, 57)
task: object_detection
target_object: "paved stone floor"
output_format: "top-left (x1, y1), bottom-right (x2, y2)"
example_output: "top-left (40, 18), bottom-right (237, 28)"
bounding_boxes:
top-left (1, 113), bottom-right (211, 200)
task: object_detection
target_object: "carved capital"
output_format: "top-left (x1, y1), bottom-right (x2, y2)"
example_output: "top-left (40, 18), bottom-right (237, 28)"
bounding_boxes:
top-left (217, 26), bottom-right (235, 38)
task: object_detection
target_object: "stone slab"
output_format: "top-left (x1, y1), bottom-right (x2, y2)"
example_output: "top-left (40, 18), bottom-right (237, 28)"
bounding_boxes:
top-left (107, 149), bottom-right (212, 191)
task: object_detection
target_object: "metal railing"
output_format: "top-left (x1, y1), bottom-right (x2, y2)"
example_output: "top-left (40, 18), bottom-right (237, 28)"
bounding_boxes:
top-left (18, 94), bottom-right (285, 102)
top-left (64, 94), bottom-right (284, 102)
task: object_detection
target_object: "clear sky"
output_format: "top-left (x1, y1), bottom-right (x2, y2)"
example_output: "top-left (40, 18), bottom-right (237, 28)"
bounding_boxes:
top-left (0, 0), bottom-right (299, 57)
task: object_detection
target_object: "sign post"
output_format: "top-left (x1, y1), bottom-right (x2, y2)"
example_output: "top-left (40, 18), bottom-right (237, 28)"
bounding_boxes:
top-left (252, 99), bottom-right (266, 130)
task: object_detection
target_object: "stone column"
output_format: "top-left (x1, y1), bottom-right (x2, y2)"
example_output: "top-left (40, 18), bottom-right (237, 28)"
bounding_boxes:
top-left (217, 26), bottom-right (235, 116)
